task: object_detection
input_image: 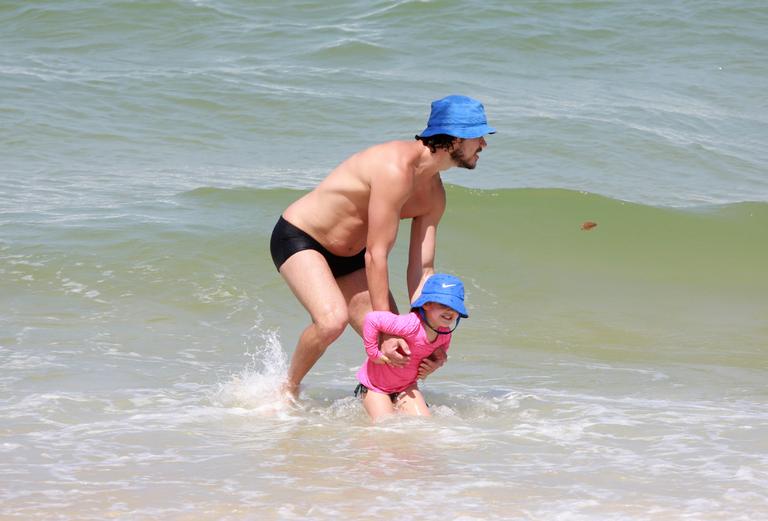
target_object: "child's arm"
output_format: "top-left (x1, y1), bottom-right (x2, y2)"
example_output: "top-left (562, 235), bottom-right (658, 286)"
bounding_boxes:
top-left (362, 311), bottom-right (395, 363)
top-left (362, 311), bottom-right (419, 364)
top-left (363, 332), bottom-right (391, 365)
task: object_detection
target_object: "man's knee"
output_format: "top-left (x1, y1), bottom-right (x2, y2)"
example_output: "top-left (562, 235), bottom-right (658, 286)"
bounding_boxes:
top-left (313, 307), bottom-right (349, 344)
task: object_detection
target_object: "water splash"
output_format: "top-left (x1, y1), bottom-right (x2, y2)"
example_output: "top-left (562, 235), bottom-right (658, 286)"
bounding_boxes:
top-left (212, 329), bottom-right (299, 416)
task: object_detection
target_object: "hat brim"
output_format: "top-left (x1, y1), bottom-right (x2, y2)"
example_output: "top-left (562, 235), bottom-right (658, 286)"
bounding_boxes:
top-left (419, 124), bottom-right (496, 139)
top-left (412, 294), bottom-right (469, 318)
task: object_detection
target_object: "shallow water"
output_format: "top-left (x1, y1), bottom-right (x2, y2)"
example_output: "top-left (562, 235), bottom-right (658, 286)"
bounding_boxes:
top-left (2, 1), bottom-right (767, 519)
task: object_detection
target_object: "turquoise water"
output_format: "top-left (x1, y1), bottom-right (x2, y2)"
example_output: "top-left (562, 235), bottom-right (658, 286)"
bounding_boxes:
top-left (2, 1), bottom-right (767, 519)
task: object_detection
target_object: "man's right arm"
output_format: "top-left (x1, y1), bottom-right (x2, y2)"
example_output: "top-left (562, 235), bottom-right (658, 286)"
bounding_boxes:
top-left (365, 162), bottom-right (416, 366)
top-left (365, 164), bottom-right (413, 311)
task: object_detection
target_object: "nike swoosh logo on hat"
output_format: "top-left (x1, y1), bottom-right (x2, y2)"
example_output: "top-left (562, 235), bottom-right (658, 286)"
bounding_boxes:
top-left (441, 283), bottom-right (456, 288)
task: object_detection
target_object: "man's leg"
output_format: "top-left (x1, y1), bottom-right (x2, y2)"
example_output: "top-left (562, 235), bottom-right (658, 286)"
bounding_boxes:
top-left (279, 250), bottom-right (349, 397)
top-left (337, 268), bottom-right (397, 337)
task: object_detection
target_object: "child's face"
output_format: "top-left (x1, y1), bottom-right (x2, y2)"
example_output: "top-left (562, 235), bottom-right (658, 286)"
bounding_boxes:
top-left (423, 302), bottom-right (459, 330)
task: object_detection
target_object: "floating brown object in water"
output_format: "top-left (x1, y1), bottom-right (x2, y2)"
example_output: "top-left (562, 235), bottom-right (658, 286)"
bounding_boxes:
top-left (581, 221), bottom-right (598, 230)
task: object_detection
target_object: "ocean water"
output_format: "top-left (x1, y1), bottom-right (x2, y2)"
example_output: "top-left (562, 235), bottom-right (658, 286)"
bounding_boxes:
top-left (1, 1), bottom-right (767, 520)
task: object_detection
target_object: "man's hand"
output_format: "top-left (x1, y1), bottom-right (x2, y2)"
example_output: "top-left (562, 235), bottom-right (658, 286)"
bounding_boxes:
top-left (418, 347), bottom-right (447, 379)
top-left (380, 336), bottom-right (411, 367)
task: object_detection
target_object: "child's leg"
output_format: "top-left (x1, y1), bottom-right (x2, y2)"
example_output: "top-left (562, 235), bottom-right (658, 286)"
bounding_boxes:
top-left (394, 385), bottom-right (431, 417)
top-left (362, 388), bottom-right (396, 422)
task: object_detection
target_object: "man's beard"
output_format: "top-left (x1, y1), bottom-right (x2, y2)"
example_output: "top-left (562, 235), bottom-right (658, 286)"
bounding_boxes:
top-left (450, 146), bottom-right (478, 169)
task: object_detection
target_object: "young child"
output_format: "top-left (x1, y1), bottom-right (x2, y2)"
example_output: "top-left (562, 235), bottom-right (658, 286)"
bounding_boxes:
top-left (355, 273), bottom-right (468, 422)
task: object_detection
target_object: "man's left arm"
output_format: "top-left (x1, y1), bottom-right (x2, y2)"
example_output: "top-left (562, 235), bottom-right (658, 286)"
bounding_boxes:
top-left (406, 185), bottom-right (445, 302)
top-left (418, 347), bottom-right (448, 380)
top-left (409, 183), bottom-right (447, 379)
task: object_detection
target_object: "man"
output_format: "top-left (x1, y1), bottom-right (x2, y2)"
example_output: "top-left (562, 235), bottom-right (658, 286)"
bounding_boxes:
top-left (270, 94), bottom-right (495, 398)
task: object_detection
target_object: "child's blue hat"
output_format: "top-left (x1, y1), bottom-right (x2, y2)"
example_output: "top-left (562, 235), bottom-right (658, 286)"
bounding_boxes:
top-left (411, 273), bottom-right (469, 318)
top-left (419, 95), bottom-right (496, 139)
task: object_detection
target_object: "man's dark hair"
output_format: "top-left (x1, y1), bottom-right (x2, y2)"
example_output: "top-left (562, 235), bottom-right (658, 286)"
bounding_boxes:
top-left (415, 133), bottom-right (458, 153)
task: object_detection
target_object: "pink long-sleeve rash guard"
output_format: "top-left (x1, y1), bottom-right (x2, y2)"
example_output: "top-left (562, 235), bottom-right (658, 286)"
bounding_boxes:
top-left (356, 310), bottom-right (451, 394)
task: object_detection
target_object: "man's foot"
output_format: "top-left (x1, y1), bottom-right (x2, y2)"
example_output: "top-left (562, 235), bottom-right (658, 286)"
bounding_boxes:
top-left (280, 380), bottom-right (300, 402)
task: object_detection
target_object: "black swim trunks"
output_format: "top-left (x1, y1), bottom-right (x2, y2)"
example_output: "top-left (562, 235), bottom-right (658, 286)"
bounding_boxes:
top-left (270, 216), bottom-right (366, 278)
top-left (354, 383), bottom-right (401, 403)
top-left (354, 383), bottom-right (430, 408)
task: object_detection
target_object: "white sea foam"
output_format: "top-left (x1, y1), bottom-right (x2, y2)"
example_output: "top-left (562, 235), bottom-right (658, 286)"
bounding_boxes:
top-left (211, 329), bottom-right (301, 418)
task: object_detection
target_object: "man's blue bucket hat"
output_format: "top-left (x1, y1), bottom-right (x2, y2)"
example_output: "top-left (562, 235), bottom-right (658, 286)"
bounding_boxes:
top-left (411, 273), bottom-right (469, 318)
top-left (419, 95), bottom-right (496, 139)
